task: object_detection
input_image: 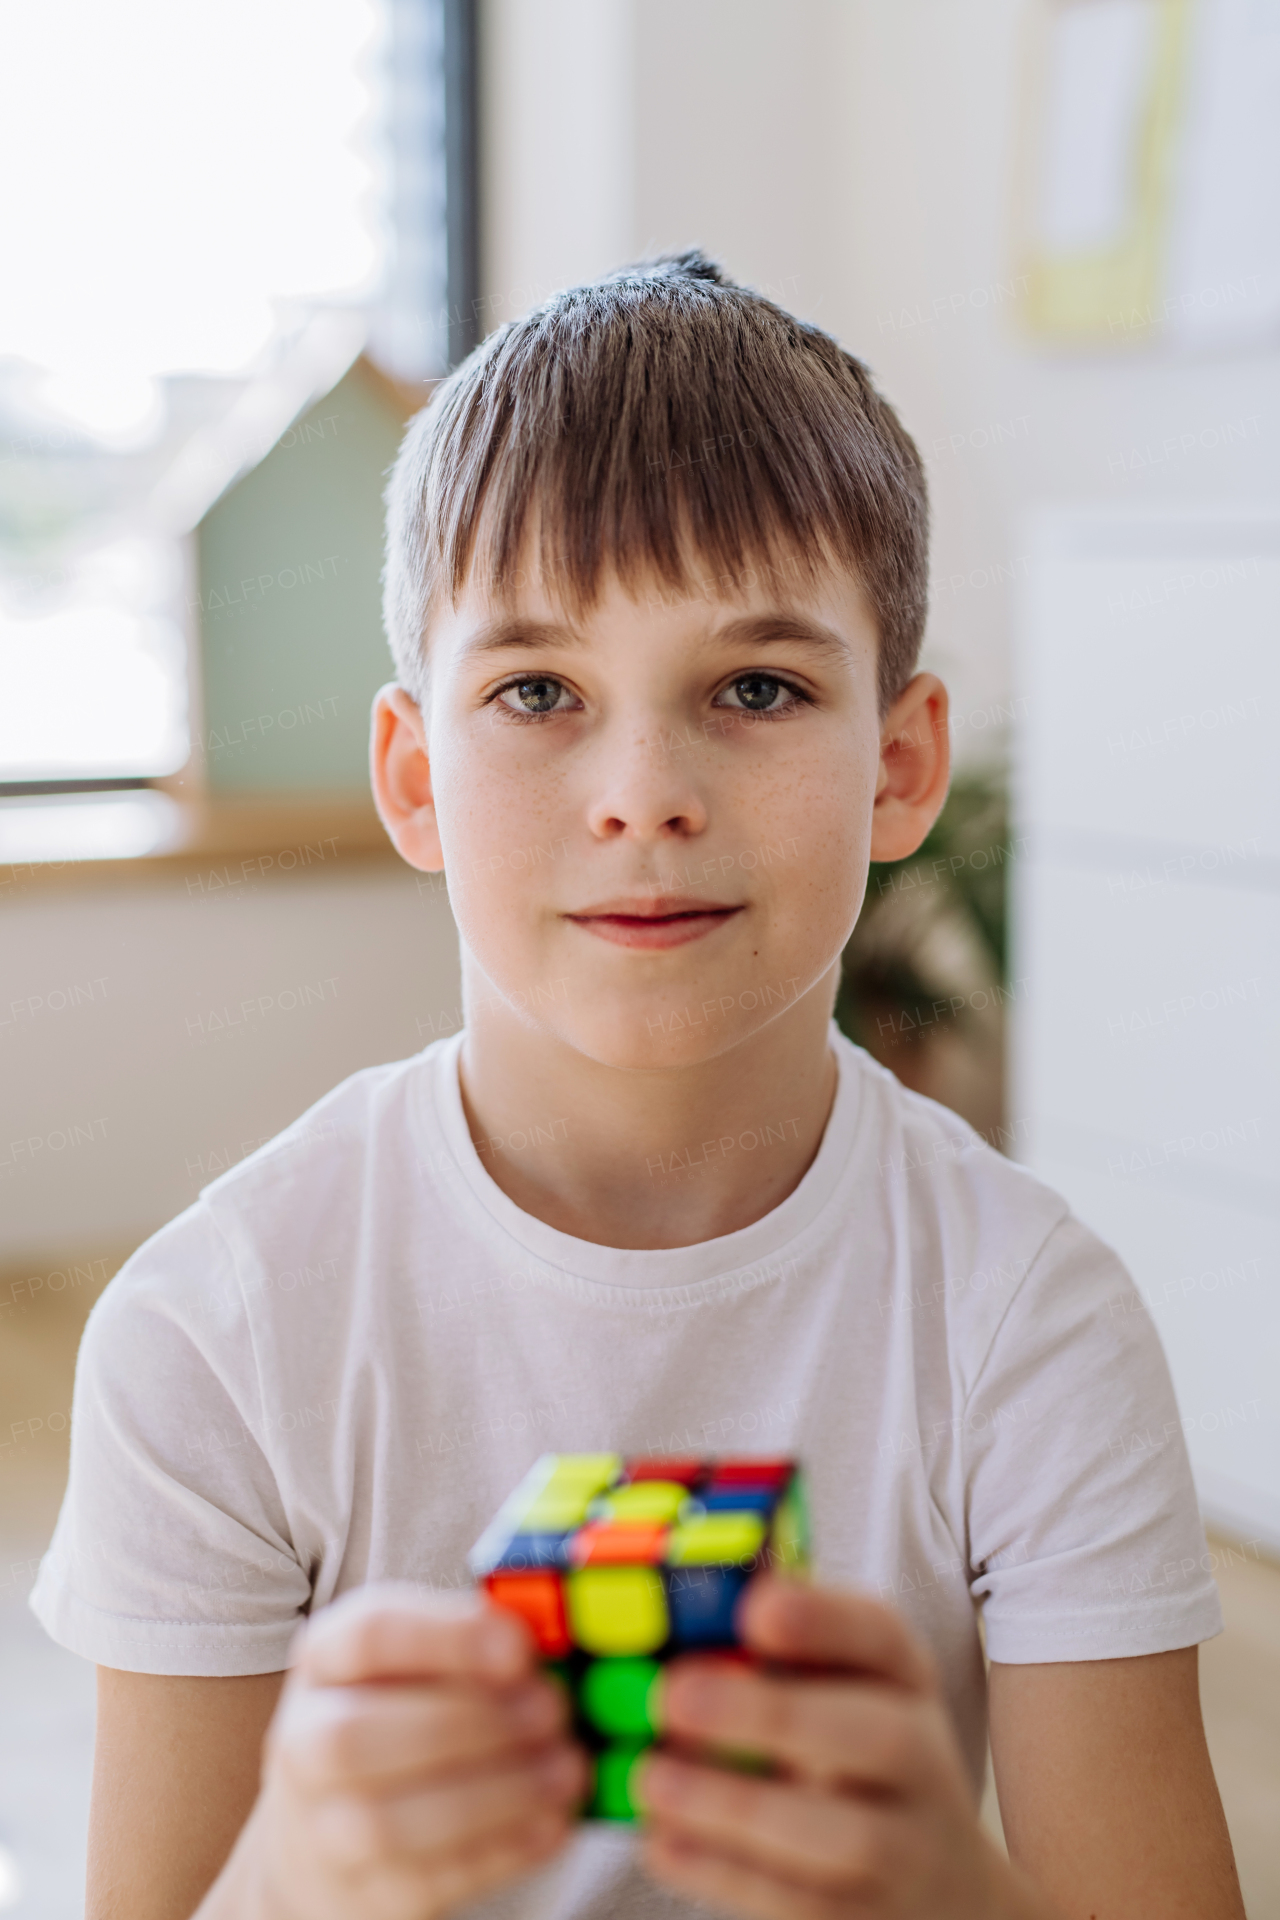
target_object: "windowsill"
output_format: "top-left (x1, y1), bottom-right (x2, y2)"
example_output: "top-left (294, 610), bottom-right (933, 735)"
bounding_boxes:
top-left (0, 790), bottom-right (404, 896)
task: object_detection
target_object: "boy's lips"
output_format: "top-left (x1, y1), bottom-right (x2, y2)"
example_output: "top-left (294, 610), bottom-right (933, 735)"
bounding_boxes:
top-left (564, 895), bottom-right (744, 951)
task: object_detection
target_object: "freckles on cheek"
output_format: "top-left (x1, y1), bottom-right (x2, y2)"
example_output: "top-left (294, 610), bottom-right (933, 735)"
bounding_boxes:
top-left (800, 777), bottom-right (874, 943)
top-left (431, 732), bottom-right (574, 930)
top-left (789, 752), bottom-right (869, 860)
top-left (434, 725), bottom-right (542, 849)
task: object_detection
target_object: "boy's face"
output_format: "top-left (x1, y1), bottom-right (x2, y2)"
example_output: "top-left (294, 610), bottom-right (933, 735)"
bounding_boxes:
top-left (374, 558), bottom-right (947, 1071)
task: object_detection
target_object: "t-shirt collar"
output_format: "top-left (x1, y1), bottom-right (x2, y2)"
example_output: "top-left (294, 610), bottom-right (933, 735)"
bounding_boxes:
top-left (416, 1025), bottom-right (865, 1292)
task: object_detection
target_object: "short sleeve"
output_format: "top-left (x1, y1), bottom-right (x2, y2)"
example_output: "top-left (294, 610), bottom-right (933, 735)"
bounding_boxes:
top-left (965, 1213), bottom-right (1224, 1663)
top-left (30, 1205), bottom-right (311, 1675)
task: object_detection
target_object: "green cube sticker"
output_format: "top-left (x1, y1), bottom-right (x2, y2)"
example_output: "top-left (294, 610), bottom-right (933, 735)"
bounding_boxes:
top-left (590, 1740), bottom-right (647, 1821)
top-left (580, 1657), bottom-right (662, 1738)
top-left (768, 1473), bottom-right (811, 1575)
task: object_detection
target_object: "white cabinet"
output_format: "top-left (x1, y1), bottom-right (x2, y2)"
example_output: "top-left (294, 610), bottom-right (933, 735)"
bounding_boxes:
top-left (1011, 509), bottom-right (1280, 1547)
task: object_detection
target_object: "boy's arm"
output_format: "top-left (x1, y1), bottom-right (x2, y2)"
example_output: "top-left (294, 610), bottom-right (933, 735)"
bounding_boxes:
top-left (987, 1649), bottom-right (1242, 1918)
top-left (636, 1577), bottom-right (1244, 1920)
top-left (86, 1589), bottom-right (584, 1920)
top-left (89, 1669), bottom-right (285, 1920)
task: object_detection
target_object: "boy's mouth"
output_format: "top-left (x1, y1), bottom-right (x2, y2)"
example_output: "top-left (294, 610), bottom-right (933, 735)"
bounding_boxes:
top-left (564, 894), bottom-right (744, 951)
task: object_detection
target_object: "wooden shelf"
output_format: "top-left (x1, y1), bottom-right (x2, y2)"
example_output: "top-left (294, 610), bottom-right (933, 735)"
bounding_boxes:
top-left (0, 791), bottom-right (406, 898)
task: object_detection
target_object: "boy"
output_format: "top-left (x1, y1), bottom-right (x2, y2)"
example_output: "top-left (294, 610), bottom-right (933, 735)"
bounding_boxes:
top-left (34, 255), bottom-right (1241, 1920)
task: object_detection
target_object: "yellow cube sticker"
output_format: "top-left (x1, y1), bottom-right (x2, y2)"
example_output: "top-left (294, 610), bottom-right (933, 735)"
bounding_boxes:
top-left (520, 1492), bottom-right (594, 1529)
top-left (514, 1453), bottom-right (624, 1530)
top-left (567, 1566), bottom-right (670, 1654)
top-left (545, 1453), bottom-right (623, 1490)
top-left (596, 1481), bottom-right (690, 1523)
top-left (666, 1514), bottom-right (766, 1566)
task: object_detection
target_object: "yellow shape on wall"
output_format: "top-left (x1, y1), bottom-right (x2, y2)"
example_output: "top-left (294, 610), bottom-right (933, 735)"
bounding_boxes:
top-left (1017, 0), bottom-right (1192, 345)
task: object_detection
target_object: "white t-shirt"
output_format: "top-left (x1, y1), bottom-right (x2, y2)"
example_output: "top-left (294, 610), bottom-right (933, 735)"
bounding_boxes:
top-left (33, 1029), bottom-right (1221, 1920)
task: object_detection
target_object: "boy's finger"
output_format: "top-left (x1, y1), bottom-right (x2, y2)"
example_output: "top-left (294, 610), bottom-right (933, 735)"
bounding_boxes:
top-left (736, 1574), bottom-right (938, 1692)
top-left (636, 1751), bottom-right (910, 1897)
top-left (296, 1582), bottom-right (536, 1686)
top-left (656, 1661), bottom-right (945, 1792)
top-left (642, 1824), bottom-right (842, 1920)
top-left (312, 1743), bottom-right (587, 1865)
top-left (414, 1814), bottom-right (572, 1916)
top-left (281, 1677), bottom-right (568, 1790)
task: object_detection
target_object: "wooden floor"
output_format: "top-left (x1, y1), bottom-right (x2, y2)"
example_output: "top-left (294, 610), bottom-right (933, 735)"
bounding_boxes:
top-left (1198, 1543), bottom-right (1280, 1916)
top-left (3, 1273), bottom-right (1278, 1917)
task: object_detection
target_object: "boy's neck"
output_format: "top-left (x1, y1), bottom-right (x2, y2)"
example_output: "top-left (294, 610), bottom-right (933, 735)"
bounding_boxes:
top-left (456, 971), bottom-right (841, 1251)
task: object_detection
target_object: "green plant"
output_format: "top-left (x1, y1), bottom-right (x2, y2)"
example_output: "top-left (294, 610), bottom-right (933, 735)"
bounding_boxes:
top-left (835, 769), bottom-right (1014, 1057)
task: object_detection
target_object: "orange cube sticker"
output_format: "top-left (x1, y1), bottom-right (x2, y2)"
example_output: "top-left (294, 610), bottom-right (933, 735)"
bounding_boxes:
top-left (485, 1569), bottom-right (570, 1656)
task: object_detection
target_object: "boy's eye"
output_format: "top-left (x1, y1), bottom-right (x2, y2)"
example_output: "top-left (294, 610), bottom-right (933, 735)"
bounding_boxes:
top-left (715, 673), bottom-right (801, 714)
top-left (496, 676), bottom-right (576, 716)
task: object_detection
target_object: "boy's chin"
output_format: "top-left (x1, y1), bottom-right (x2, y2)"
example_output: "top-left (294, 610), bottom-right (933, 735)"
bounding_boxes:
top-left (550, 1005), bottom-right (768, 1074)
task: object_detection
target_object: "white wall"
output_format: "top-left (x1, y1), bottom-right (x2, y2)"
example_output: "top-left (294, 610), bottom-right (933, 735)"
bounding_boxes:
top-left (1010, 507), bottom-right (1280, 1543)
top-left (479, 0), bottom-right (1280, 758)
top-left (835, 1), bottom-right (1280, 744)
top-left (479, 0), bottom-right (844, 355)
top-left (480, 0), bottom-right (636, 318)
top-left (0, 866), bottom-right (460, 1263)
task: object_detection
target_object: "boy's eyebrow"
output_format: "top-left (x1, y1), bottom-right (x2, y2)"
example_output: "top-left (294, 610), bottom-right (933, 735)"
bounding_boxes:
top-left (707, 612), bottom-right (854, 661)
top-left (459, 616), bottom-right (587, 657)
top-left (458, 610), bottom-right (854, 661)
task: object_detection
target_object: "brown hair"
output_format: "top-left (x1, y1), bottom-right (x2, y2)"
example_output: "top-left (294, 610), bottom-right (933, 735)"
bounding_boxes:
top-left (383, 251), bottom-right (929, 711)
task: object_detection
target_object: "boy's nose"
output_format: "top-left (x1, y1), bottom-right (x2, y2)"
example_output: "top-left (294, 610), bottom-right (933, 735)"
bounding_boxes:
top-left (584, 735), bottom-right (709, 843)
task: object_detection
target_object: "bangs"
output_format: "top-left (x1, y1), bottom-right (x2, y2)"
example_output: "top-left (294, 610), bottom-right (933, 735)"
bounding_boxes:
top-left (384, 254), bottom-right (928, 709)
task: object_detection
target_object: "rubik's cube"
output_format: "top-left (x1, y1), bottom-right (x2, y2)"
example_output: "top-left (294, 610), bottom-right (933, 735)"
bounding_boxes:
top-left (467, 1453), bottom-right (810, 1820)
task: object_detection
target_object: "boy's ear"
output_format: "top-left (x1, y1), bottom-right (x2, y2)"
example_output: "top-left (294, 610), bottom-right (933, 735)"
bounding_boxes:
top-left (868, 673), bottom-right (951, 865)
top-left (370, 684), bottom-right (445, 873)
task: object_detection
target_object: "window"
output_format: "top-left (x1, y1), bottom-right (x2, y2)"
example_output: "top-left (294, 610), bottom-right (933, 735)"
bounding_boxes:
top-left (0, 0), bottom-right (476, 804)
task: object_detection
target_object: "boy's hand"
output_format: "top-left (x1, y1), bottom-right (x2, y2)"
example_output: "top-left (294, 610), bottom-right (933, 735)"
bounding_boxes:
top-left (634, 1575), bottom-right (1054, 1920)
top-left (240, 1584), bottom-right (586, 1920)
